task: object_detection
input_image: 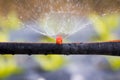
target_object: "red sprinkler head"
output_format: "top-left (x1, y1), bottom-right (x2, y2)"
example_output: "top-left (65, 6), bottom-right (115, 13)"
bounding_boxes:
top-left (56, 35), bottom-right (62, 45)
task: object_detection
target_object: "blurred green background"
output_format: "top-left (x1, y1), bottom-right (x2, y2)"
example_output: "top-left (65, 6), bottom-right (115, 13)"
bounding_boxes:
top-left (0, 0), bottom-right (120, 80)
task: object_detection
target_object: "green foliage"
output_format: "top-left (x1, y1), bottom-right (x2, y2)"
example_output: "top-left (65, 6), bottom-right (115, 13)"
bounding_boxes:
top-left (106, 56), bottom-right (120, 71)
top-left (0, 11), bottom-right (22, 42)
top-left (34, 55), bottom-right (65, 71)
top-left (0, 11), bottom-right (21, 33)
top-left (0, 31), bottom-right (9, 42)
top-left (40, 36), bottom-right (56, 43)
top-left (89, 13), bottom-right (119, 41)
top-left (0, 55), bottom-right (20, 78)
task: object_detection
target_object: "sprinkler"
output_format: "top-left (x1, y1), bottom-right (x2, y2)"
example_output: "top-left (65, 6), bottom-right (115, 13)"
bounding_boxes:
top-left (56, 35), bottom-right (63, 45)
top-left (0, 41), bottom-right (120, 55)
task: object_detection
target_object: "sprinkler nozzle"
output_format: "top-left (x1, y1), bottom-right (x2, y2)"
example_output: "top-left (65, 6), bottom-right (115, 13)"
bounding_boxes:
top-left (56, 35), bottom-right (62, 45)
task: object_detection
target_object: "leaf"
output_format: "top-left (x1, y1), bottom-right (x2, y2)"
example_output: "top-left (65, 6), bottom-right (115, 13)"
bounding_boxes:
top-left (34, 55), bottom-right (65, 71)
